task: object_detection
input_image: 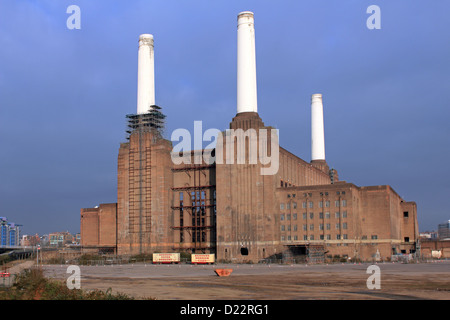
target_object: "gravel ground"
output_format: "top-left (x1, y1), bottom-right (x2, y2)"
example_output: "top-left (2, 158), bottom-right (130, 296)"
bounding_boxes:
top-left (42, 260), bottom-right (450, 300)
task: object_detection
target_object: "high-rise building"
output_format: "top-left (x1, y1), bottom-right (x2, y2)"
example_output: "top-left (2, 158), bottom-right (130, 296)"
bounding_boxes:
top-left (0, 217), bottom-right (21, 247)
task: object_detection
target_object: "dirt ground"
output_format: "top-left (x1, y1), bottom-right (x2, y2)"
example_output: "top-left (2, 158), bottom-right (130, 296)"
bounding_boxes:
top-left (42, 261), bottom-right (450, 300)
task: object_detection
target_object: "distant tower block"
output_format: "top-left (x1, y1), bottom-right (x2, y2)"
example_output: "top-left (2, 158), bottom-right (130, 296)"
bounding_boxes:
top-left (311, 94), bottom-right (326, 161)
top-left (237, 11), bottom-right (258, 114)
top-left (137, 34), bottom-right (155, 114)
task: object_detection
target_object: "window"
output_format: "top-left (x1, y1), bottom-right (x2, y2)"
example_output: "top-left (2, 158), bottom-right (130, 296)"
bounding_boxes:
top-left (342, 200), bottom-right (347, 207)
top-left (319, 201), bottom-right (323, 208)
top-left (326, 234), bottom-right (331, 240)
top-left (293, 225), bottom-right (297, 231)
top-left (310, 235), bottom-right (314, 240)
top-left (303, 235), bottom-right (308, 240)
top-left (343, 222), bottom-right (347, 230)
top-left (281, 236), bottom-right (285, 241)
top-left (326, 223), bottom-right (331, 230)
top-left (310, 212), bottom-right (314, 219)
top-left (302, 202), bottom-right (307, 209)
top-left (287, 236), bottom-right (291, 241)
top-left (343, 211), bottom-right (347, 218)
top-left (319, 223), bottom-right (324, 230)
top-left (293, 202), bottom-right (297, 209)
top-left (335, 212), bottom-right (340, 219)
top-left (371, 235), bottom-right (378, 240)
top-left (280, 214), bottom-right (285, 221)
top-left (293, 213), bottom-right (297, 220)
top-left (336, 234), bottom-right (341, 240)
top-left (343, 234), bottom-right (348, 239)
top-left (286, 203), bottom-right (290, 210)
top-left (280, 203), bottom-right (285, 210)
top-left (309, 201), bottom-right (313, 208)
top-left (303, 213), bottom-right (307, 220)
top-left (403, 211), bottom-right (409, 218)
top-left (287, 225), bottom-right (291, 231)
top-left (362, 235), bottom-right (367, 240)
top-left (281, 225), bottom-right (285, 231)
top-left (294, 235), bottom-right (298, 240)
top-left (336, 223), bottom-right (340, 230)
top-left (310, 224), bottom-right (314, 231)
top-left (320, 235), bottom-right (324, 240)
top-left (325, 201), bottom-right (330, 208)
top-left (319, 212), bottom-right (324, 219)
top-left (335, 200), bottom-right (340, 207)
top-left (404, 237), bottom-right (410, 242)
top-left (325, 212), bottom-right (330, 219)
top-left (303, 224), bottom-right (307, 231)
top-left (287, 214), bottom-right (291, 221)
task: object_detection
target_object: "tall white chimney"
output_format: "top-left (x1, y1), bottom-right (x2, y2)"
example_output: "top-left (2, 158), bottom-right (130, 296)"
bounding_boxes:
top-left (237, 11), bottom-right (258, 114)
top-left (137, 34), bottom-right (155, 114)
top-left (311, 94), bottom-right (326, 161)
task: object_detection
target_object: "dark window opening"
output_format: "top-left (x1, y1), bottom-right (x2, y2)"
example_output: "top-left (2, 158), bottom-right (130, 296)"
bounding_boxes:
top-left (404, 237), bottom-right (409, 242)
top-left (403, 211), bottom-right (409, 218)
top-left (240, 247), bottom-right (249, 255)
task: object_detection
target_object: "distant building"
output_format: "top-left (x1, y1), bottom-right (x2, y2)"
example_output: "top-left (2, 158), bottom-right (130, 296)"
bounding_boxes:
top-left (438, 220), bottom-right (450, 240)
top-left (419, 231), bottom-right (438, 240)
top-left (21, 234), bottom-right (41, 246)
top-left (49, 232), bottom-right (74, 247)
top-left (75, 233), bottom-right (81, 245)
top-left (0, 217), bottom-right (21, 247)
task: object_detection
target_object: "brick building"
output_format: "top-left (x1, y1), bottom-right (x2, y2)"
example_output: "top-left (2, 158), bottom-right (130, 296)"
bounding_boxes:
top-left (80, 12), bottom-right (419, 262)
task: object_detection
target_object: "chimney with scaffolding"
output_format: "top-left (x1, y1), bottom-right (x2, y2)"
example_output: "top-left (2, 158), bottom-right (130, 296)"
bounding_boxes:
top-left (126, 34), bottom-right (166, 139)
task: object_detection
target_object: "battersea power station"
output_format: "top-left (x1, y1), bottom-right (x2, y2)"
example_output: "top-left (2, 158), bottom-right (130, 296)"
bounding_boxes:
top-left (80, 12), bottom-right (419, 263)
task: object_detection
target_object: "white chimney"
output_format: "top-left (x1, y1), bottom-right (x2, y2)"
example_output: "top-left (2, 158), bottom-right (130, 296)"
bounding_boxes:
top-left (137, 34), bottom-right (155, 114)
top-left (237, 11), bottom-right (258, 114)
top-left (311, 94), bottom-right (326, 161)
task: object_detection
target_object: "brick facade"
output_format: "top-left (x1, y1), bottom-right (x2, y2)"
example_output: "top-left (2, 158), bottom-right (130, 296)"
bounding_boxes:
top-left (80, 112), bottom-right (419, 262)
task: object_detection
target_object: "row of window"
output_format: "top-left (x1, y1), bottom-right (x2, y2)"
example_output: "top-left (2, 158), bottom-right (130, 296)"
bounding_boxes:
top-left (282, 190), bottom-right (347, 197)
top-left (281, 223), bottom-right (348, 231)
top-left (280, 211), bottom-right (348, 221)
top-left (281, 234), bottom-right (349, 241)
top-left (280, 234), bottom-right (379, 241)
top-left (280, 200), bottom-right (347, 210)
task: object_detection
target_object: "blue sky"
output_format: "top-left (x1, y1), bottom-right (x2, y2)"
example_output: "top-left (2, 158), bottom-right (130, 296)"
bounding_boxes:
top-left (0, 0), bottom-right (449, 234)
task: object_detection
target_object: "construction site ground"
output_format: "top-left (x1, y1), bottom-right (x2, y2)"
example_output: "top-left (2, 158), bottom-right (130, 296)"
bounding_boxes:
top-left (42, 261), bottom-right (450, 300)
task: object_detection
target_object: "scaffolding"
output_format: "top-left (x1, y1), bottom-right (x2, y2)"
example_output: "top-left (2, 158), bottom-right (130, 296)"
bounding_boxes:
top-left (306, 244), bottom-right (325, 264)
top-left (171, 164), bottom-right (216, 253)
top-left (126, 106), bottom-right (166, 254)
top-left (282, 244), bottom-right (325, 264)
top-left (126, 105), bottom-right (166, 139)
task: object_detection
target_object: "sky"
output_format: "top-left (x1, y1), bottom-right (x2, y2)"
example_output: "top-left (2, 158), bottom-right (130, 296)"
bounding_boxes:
top-left (0, 0), bottom-right (449, 235)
